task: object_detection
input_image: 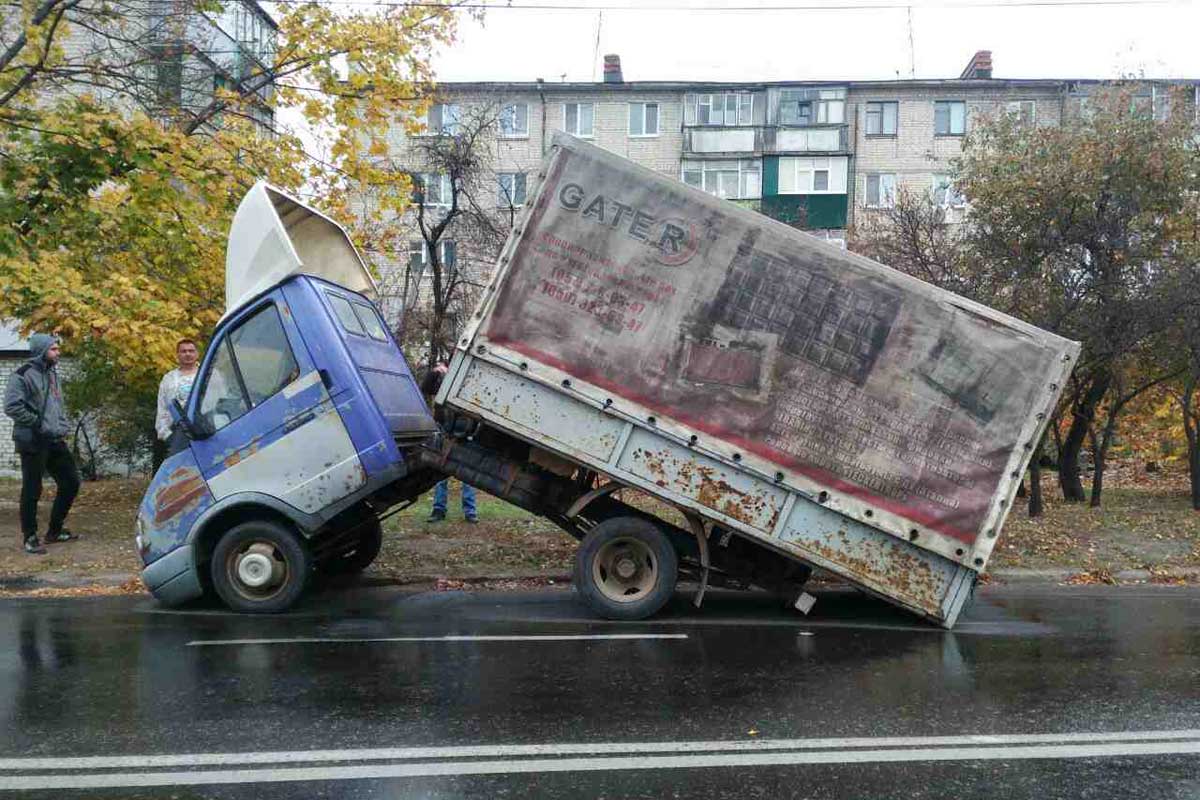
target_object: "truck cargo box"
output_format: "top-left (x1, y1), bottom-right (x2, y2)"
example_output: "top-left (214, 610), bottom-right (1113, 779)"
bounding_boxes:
top-left (440, 133), bottom-right (1078, 626)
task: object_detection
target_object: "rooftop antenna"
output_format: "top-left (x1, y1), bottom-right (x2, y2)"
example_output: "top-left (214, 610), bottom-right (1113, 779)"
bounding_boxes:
top-left (592, 10), bottom-right (603, 82)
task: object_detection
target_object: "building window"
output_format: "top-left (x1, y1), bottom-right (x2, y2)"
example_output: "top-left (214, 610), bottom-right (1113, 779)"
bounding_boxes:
top-left (865, 173), bottom-right (896, 208)
top-left (409, 240), bottom-right (457, 278)
top-left (865, 101), bottom-right (898, 136)
top-left (778, 157), bottom-right (847, 194)
top-left (693, 93), bottom-right (754, 126)
top-left (421, 103), bottom-right (461, 135)
top-left (498, 172), bottom-right (527, 207)
top-left (629, 102), bottom-right (659, 136)
top-left (564, 103), bottom-right (594, 137)
top-left (934, 101), bottom-right (966, 135)
top-left (499, 102), bottom-right (529, 137)
top-left (779, 89), bottom-right (845, 126)
top-left (1005, 100), bottom-right (1035, 125)
top-left (933, 174), bottom-right (966, 208)
top-left (681, 159), bottom-right (761, 200)
top-left (414, 173), bottom-right (452, 207)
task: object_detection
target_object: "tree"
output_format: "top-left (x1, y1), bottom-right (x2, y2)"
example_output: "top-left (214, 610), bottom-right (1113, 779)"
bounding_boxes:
top-left (955, 84), bottom-right (1200, 504)
top-left (375, 102), bottom-right (517, 370)
top-left (0, 0), bottom-right (461, 455)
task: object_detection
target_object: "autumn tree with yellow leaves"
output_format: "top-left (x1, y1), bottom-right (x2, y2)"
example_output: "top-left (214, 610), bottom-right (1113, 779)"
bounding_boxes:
top-left (0, 0), bottom-right (463, 459)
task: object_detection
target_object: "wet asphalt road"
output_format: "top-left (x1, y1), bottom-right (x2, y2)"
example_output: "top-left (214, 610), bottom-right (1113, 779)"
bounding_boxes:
top-left (0, 583), bottom-right (1198, 799)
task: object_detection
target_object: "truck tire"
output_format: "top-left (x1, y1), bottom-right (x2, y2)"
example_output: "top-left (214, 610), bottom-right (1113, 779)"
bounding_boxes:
top-left (211, 519), bottom-right (311, 613)
top-left (321, 518), bottom-right (384, 576)
top-left (574, 517), bottom-right (678, 620)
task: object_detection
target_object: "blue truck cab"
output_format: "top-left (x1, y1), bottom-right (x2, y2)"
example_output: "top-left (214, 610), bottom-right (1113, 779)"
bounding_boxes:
top-left (136, 183), bottom-right (439, 612)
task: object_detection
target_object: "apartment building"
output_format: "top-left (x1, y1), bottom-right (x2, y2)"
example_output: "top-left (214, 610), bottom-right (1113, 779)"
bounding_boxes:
top-left (373, 51), bottom-right (1198, 318)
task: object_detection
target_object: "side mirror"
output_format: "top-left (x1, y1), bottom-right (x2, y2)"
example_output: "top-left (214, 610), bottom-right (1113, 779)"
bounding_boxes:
top-left (171, 399), bottom-right (205, 440)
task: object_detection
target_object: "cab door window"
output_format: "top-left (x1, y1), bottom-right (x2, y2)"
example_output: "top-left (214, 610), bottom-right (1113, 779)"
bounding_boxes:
top-left (228, 304), bottom-right (300, 405)
top-left (195, 303), bottom-right (299, 433)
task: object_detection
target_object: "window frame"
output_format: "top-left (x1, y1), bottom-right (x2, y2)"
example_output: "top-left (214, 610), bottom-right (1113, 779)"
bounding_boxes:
top-left (563, 102), bottom-right (595, 138)
top-left (498, 102), bottom-right (529, 138)
top-left (326, 291), bottom-right (367, 337)
top-left (694, 92), bottom-right (754, 126)
top-left (1005, 99), bottom-right (1036, 125)
top-left (419, 102), bottom-right (461, 136)
top-left (351, 301), bottom-right (390, 342)
top-left (680, 159), bottom-right (761, 200)
top-left (865, 173), bottom-right (897, 208)
top-left (932, 173), bottom-right (966, 209)
top-left (934, 100), bottom-right (967, 136)
top-left (628, 102), bottom-right (660, 137)
top-left (498, 172), bottom-right (527, 207)
top-left (865, 100), bottom-right (898, 136)
top-left (195, 301), bottom-right (300, 434)
top-left (416, 172), bottom-right (452, 208)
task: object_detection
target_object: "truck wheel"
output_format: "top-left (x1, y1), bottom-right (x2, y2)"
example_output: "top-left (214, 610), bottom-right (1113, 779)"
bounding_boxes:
top-left (321, 518), bottom-right (383, 576)
top-left (574, 517), bottom-right (678, 620)
top-left (211, 520), bottom-right (311, 613)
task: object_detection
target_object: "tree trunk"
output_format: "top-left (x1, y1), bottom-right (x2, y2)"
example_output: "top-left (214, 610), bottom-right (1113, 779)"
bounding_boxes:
top-left (1029, 459), bottom-right (1044, 517)
top-left (1059, 373), bottom-right (1110, 502)
top-left (1016, 480), bottom-right (1027, 498)
top-left (1191, 443), bottom-right (1200, 511)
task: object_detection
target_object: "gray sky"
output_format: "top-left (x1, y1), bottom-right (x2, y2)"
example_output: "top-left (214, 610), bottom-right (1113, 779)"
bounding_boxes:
top-left (432, 0), bottom-right (1198, 83)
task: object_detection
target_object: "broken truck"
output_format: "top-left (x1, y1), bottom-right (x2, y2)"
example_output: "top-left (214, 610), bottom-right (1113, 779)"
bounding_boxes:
top-left (136, 134), bottom-right (1078, 626)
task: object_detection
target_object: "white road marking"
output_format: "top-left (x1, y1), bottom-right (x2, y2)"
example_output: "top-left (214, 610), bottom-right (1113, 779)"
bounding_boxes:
top-left (185, 633), bottom-right (689, 647)
top-left (2, 740), bottom-right (1199, 790)
top-left (3, 729), bottom-right (1198, 771)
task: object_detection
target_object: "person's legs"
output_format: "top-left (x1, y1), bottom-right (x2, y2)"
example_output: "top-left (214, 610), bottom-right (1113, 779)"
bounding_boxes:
top-left (18, 448), bottom-right (47, 548)
top-left (44, 441), bottom-right (80, 537)
top-left (461, 483), bottom-right (477, 521)
top-left (429, 479), bottom-right (449, 520)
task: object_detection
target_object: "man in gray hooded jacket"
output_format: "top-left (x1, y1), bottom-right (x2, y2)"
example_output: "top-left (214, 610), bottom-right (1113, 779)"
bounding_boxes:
top-left (4, 334), bottom-right (80, 554)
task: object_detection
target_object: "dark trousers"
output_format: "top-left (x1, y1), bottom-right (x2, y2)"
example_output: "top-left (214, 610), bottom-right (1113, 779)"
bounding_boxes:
top-left (18, 440), bottom-right (80, 541)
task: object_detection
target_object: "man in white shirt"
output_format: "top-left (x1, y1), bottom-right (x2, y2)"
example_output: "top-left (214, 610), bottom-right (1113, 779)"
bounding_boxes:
top-left (153, 339), bottom-right (201, 471)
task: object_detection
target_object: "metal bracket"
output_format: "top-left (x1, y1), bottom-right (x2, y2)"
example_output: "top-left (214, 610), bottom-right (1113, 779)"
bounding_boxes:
top-left (682, 511), bottom-right (711, 609)
top-left (565, 480), bottom-right (624, 519)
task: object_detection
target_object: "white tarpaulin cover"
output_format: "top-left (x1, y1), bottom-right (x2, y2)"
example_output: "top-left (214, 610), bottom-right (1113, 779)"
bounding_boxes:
top-left (223, 182), bottom-right (376, 319)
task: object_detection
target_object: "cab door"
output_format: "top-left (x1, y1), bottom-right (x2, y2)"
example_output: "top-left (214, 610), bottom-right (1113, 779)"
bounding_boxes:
top-left (188, 295), bottom-right (365, 514)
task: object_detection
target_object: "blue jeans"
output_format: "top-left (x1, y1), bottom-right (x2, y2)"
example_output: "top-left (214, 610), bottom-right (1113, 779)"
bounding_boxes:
top-left (433, 480), bottom-right (477, 519)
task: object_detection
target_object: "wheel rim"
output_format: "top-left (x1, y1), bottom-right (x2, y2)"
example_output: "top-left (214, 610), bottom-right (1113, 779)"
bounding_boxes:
top-left (592, 537), bottom-right (658, 603)
top-left (225, 540), bottom-right (289, 601)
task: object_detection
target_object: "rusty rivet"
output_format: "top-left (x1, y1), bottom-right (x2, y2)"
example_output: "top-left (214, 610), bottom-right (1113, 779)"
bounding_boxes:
top-left (999, 499), bottom-right (1006, 508)
top-left (955, 548), bottom-right (965, 557)
top-left (774, 472), bottom-right (784, 482)
top-left (732, 453), bottom-right (742, 462)
top-left (1010, 471), bottom-right (1020, 479)
top-left (974, 557), bottom-right (984, 567)
top-left (909, 529), bottom-right (919, 541)
top-left (1062, 353), bottom-right (1072, 362)
top-left (689, 435), bottom-right (698, 445)
top-left (1049, 383), bottom-right (1058, 391)
top-left (864, 509), bottom-right (873, 517)
top-left (519, 362), bottom-right (528, 371)
top-left (1024, 442), bottom-right (1033, 450)
top-left (604, 398), bottom-right (612, 407)
top-left (1036, 412), bottom-right (1045, 420)
top-left (476, 344), bottom-right (486, 354)
top-left (561, 379), bottom-right (571, 388)
top-left (647, 416), bottom-right (657, 425)
top-left (817, 491), bottom-right (829, 503)
top-left (987, 528), bottom-right (997, 538)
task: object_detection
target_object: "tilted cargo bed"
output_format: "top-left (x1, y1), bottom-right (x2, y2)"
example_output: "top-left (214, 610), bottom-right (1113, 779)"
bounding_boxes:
top-left (438, 133), bottom-right (1078, 627)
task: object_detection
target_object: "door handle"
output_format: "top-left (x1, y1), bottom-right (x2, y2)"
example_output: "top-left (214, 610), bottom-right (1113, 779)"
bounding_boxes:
top-left (284, 411), bottom-right (316, 433)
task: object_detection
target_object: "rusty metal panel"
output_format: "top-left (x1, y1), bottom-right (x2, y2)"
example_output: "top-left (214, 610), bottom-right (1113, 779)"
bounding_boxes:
top-left (617, 428), bottom-right (788, 531)
top-left (775, 496), bottom-right (974, 625)
top-left (452, 357), bottom-right (626, 462)
top-left (460, 133), bottom-right (1079, 575)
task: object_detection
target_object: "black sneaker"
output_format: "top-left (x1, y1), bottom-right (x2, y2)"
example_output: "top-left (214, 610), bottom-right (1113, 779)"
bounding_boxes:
top-left (44, 530), bottom-right (79, 543)
top-left (24, 537), bottom-right (46, 555)
top-left (426, 512), bottom-right (446, 523)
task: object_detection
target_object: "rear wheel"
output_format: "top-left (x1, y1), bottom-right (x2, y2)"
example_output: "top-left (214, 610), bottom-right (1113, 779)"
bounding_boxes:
top-left (211, 520), bottom-right (311, 613)
top-left (573, 517), bottom-right (678, 621)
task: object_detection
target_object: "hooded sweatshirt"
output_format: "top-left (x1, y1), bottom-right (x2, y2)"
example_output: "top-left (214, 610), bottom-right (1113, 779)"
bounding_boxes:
top-left (3, 333), bottom-right (71, 442)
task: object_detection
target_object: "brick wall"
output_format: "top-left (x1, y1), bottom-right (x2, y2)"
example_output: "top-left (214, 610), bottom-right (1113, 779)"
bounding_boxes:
top-left (0, 354), bottom-right (20, 477)
top-left (847, 82), bottom-right (1066, 224)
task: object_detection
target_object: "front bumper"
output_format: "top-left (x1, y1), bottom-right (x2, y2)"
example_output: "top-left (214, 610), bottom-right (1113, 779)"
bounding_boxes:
top-left (141, 545), bottom-right (205, 606)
